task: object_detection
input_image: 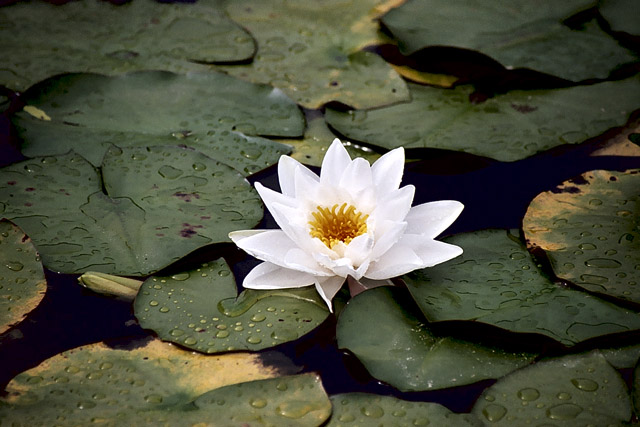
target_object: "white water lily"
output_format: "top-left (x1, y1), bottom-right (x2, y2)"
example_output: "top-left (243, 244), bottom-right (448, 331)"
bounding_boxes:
top-left (229, 139), bottom-right (463, 311)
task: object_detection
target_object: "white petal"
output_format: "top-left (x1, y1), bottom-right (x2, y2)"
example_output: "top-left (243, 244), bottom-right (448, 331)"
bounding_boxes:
top-left (294, 164), bottom-right (322, 205)
top-left (366, 235), bottom-right (462, 279)
top-left (405, 200), bottom-right (464, 238)
top-left (243, 262), bottom-right (316, 290)
top-left (230, 229), bottom-right (329, 276)
top-left (343, 233), bottom-right (374, 268)
top-left (278, 155), bottom-right (319, 197)
top-left (371, 147), bottom-right (405, 196)
top-left (339, 157), bottom-right (375, 211)
top-left (315, 275), bottom-right (346, 312)
top-left (320, 139), bottom-right (352, 187)
top-left (369, 220), bottom-right (406, 261)
top-left (372, 185), bottom-right (415, 224)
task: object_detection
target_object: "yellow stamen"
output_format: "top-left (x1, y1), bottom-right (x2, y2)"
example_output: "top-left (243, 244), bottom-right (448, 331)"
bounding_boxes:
top-left (308, 203), bottom-right (369, 249)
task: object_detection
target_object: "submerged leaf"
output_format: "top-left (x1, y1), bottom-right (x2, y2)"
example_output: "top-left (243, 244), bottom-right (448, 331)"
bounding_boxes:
top-left (217, 0), bottom-right (409, 109)
top-left (134, 258), bottom-right (330, 353)
top-left (14, 71), bottom-right (301, 175)
top-left (381, 0), bottom-right (635, 81)
top-left (325, 77), bottom-right (640, 161)
top-left (0, 146), bottom-right (263, 275)
top-left (404, 230), bottom-right (640, 346)
top-left (0, 220), bottom-right (46, 334)
top-left (0, 0), bottom-right (255, 91)
top-left (524, 169), bottom-right (640, 304)
top-left (336, 286), bottom-right (534, 391)
top-left (472, 352), bottom-right (632, 425)
top-left (599, 0), bottom-right (640, 35)
top-left (0, 338), bottom-right (283, 425)
top-left (326, 393), bottom-right (482, 426)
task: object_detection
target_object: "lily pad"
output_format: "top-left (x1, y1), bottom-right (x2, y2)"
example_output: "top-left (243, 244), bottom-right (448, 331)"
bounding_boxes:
top-left (381, 0), bottom-right (636, 81)
top-left (128, 373), bottom-right (332, 426)
top-left (216, 0), bottom-right (409, 109)
top-left (326, 393), bottom-right (482, 426)
top-left (336, 286), bottom-right (535, 391)
top-left (325, 77), bottom-right (640, 162)
top-left (0, 146), bottom-right (263, 275)
top-left (634, 359), bottom-right (640, 416)
top-left (599, 0), bottom-right (640, 35)
top-left (0, 0), bottom-right (255, 91)
top-left (404, 230), bottom-right (640, 346)
top-left (599, 342), bottom-right (640, 369)
top-left (14, 70), bottom-right (302, 174)
top-left (134, 258), bottom-right (330, 353)
top-left (0, 338), bottom-right (286, 425)
top-left (281, 116), bottom-right (380, 167)
top-left (471, 351), bottom-right (632, 425)
top-left (0, 220), bottom-right (46, 334)
top-left (523, 169), bottom-right (640, 304)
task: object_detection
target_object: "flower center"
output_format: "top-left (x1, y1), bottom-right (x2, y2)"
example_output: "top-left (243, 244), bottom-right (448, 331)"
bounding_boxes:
top-left (308, 203), bottom-right (369, 249)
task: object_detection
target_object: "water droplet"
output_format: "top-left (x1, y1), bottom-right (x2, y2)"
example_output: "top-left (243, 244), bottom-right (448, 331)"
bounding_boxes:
top-left (361, 404), bottom-right (384, 418)
top-left (6, 261), bottom-right (24, 271)
top-left (339, 414), bottom-right (355, 422)
top-left (276, 382), bottom-right (288, 391)
top-left (556, 392), bottom-right (571, 400)
top-left (86, 372), bottom-right (102, 380)
top-left (99, 362), bottom-right (112, 370)
top-left (77, 401), bottom-right (97, 410)
top-left (216, 330), bottom-right (229, 338)
top-left (585, 258), bottom-right (621, 268)
top-left (547, 403), bottom-right (582, 420)
top-left (218, 269), bottom-right (230, 277)
top-left (170, 329), bottom-right (184, 337)
top-left (250, 398), bottom-right (267, 408)
top-left (560, 131), bottom-right (588, 144)
top-left (159, 307), bottom-right (169, 313)
top-left (149, 300), bottom-right (159, 307)
top-left (65, 366), bottom-right (80, 374)
top-left (413, 418), bottom-right (429, 426)
top-left (277, 401), bottom-right (314, 419)
top-left (184, 337), bottom-right (197, 345)
top-left (266, 307), bottom-right (276, 312)
top-left (251, 313), bottom-right (266, 322)
top-left (509, 252), bottom-right (526, 260)
top-left (144, 394), bottom-right (163, 404)
top-left (571, 378), bottom-right (598, 392)
top-left (588, 199), bottom-right (603, 206)
top-left (171, 272), bottom-right (190, 281)
top-left (271, 330), bottom-right (298, 341)
top-left (579, 274), bottom-right (609, 285)
top-left (192, 163), bottom-right (206, 171)
top-left (517, 388), bottom-right (540, 401)
top-left (92, 393), bottom-right (106, 400)
top-left (578, 243), bottom-right (596, 250)
top-left (157, 165), bottom-right (183, 179)
top-left (26, 376), bottom-right (43, 384)
top-left (392, 410), bottom-right (406, 417)
top-left (482, 404), bottom-right (507, 422)
top-left (247, 336), bottom-right (262, 344)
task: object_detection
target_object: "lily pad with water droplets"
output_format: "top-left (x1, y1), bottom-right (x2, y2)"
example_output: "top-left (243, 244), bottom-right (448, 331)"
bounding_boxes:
top-left (0, 220), bottom-right (46, 334)
top-left (404, 230), bottom-right (640, 346)
top-left (0, 338), bottom-right (285, 426)
top-left (523, 169), bottom-right (640, 304)
top-left (0, 0), bottom-right (256, 91)
top-left (336, 286), bottom-right (535, 391)
top-left (471, 351), bottom-right (632, 425)
top-left (381, 0), bottom-right (636, 81)
top-left (134, 258), bottom-right (330, 353)
top-left (14, 71), bottom-right (301, 175)
top-left (0, 146), bottom-right (262, 275)
top-left (325, 77), bottom-right (640, 162)
top-left (216, 0), bottom-right (409, 109)
top-left (326, 393), bottom-right (483, 426)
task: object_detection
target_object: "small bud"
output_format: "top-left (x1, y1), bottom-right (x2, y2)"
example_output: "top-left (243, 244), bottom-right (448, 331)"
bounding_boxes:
top-left (78, 272), bottom-right (142, 300)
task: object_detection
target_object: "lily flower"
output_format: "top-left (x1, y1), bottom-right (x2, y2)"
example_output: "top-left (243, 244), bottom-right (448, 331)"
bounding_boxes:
top-left (229, 139), bottom-right (463, 311)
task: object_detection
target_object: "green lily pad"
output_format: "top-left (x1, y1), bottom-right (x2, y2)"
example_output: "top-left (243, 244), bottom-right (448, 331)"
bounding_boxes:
top-left (336, 286), bottom-right (535, 391)
top-left (134, 258), bottom-right (330, 353)
top-left (471, 351), bottom-right (632, 425)
top-left (325, 77), bottom-right (640, 162)
top-left (0, 338), bottom-right (291, 425)
top-left (0, 146), bottom-right (262, 275)
top-left (281, 117), bottom-right (380, 167)
top-left (600, 343), bottom-right (640, 369)
top-left (599, 0), bottom-right (640, 35)
top-left (381, 0), bottom-right (635, 81)
top-left (0, 220), bottom-right (46, 334)
top-left (129, 373), bottom-right (332, 426)
top-left (326, 393), bottom-right (483, 426)
top-left (524, 169), bottom-right (640, 304)
top-left (216, 0), bottom-right (409, 109)
top-left (0, 0), bottom-right (255, 91)
top-left (404, 230), bottom-right (640, 346)
top-left (14, 70), bottom-right (301, 174)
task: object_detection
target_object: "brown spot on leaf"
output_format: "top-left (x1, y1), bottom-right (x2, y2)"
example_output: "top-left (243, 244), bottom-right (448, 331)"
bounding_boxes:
top-left (25, 187), bottom-right (35, 192)
top-left (510, 103), bottom-right (538, 113)
top-left (180, 223), bottom-right (204, 238)
top-left (174, 192), bottom-right (200, 203)
top-left (7, 181), bottom-right (16, 185)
